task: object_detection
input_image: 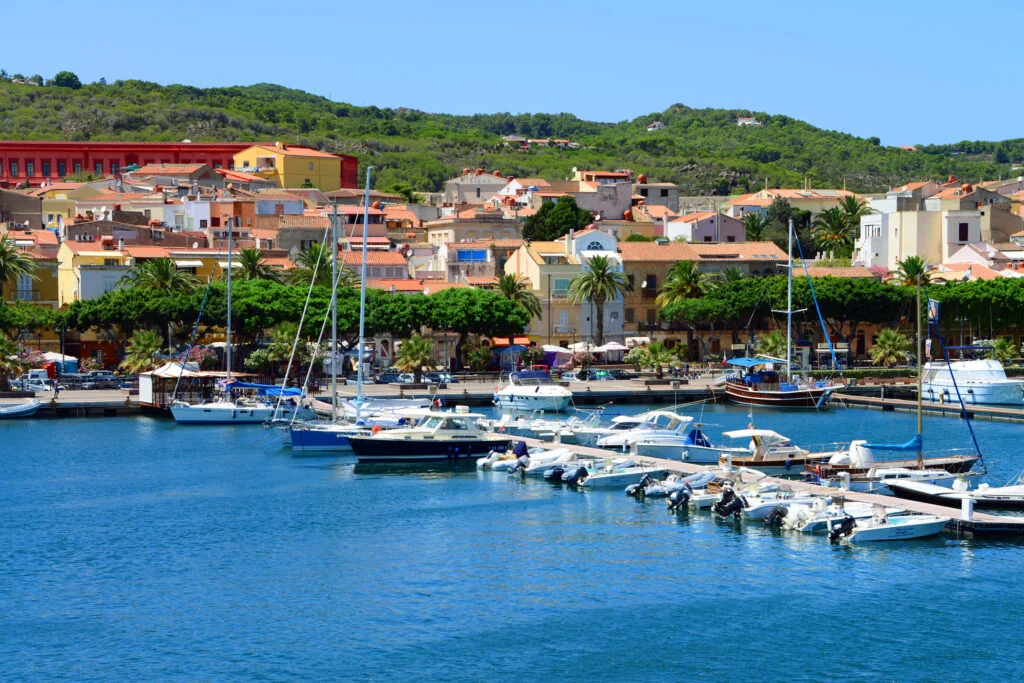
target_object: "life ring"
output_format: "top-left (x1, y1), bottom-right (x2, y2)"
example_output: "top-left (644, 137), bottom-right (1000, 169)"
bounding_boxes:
top-left (372, 425), bottom-right (382, 435)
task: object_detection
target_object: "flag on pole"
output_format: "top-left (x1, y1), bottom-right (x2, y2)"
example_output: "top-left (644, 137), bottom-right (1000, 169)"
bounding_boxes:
top-left (927, 299), bottom-right (940, 324)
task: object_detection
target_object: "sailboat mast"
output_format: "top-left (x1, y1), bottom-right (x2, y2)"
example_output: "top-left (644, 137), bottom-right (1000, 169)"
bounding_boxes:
top-left (916, 275), bottom-right (923, 468)
top-left (355, 166), bottom-right (374, 406)
top-left (786, 218), bottom-right (793, 382)
top-left (331, 203), bottom-right (339, 421)
top-left (226, 217), bottom-right (232, 381)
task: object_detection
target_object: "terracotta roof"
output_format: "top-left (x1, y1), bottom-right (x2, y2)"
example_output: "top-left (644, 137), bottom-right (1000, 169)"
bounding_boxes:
top-left (793, 266), bottom-right (875, 278)
top-left (888, 181), bottom-right (931, 194)
top-left (133, 163), bottom-right (207, 176)
top-left (725, 193), bottom-right (773, 207)
top-left (932, 263), bottom-right (1003, 282)
top-left (326, 188), bottom-right (405, 200)
top-left (122, 245), bottom-right (172, 259)
top-left (464, 275), bottom-right (498, 285)
top-left (250, 144), bottom-right (340, 159)
top-left (383, 207), bottom-right (421, 225)
top-left (672, 211), bottom-right (717, 223)
top-left (257, 190), bottom-right (303, 201)
top-left (216, 168), bottom-right (270, 183)
top-left (366, 279), bottom-right (467, 292)
top-left (642, 205), bottom-right (676, 219)
top-left (252, 228), bottom-right (278, 240)
top-left (61, 241), bottom-right (125, 255)
top-left (8, 230), bottom-right (59, 246)
top-left (254, 215), bottom-right (330, 230)
top-left (688, 241), bottom-right (787, 262)
top-left (327, 205), bottom-right (385, 216)
top-left (930, 187), bottom-right (974, 199)
top-left (525, 241), bottom-right (578, 265)
top-left (340, 251), bottom-right (408, 266)
top-left (617, 242), bottom-right (697, 262)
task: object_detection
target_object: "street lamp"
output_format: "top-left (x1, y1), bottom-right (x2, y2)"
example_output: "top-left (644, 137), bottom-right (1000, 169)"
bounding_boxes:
top-left (640, 280), bottom-right (647, 333)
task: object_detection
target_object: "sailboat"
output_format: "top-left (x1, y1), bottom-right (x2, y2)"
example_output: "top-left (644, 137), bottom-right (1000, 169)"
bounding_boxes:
top-left (811, 278), bottom-right (982, 481)
top-left (288, 167), bottom-right (429, 452)
top-left (724, 219), bottom-right (844, 408)
top-left (170, 219), bottom-right (278, 424)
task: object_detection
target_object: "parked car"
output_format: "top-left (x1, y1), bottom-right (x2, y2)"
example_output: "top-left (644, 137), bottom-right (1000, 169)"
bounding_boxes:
top-left (607, 369), bottom-right (635, 380)
top-left (576, 369), bottom-right (615, 381)
top-left (558, 371), bottom-right (582, 382)
top-left (81, 371), bottom-right (122, 389)
top-left (374, 372), bottom-right (403, 384)
top-left (424, 371), bottom-right (459, 384)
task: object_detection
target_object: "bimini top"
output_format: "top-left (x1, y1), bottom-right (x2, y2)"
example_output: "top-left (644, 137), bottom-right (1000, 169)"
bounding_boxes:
top-left (723, 428), bottom-right (787, 441)
top-left (510, 370), bottom-right (556, 383)
top-left (726, 356), bottom-right (793, 369)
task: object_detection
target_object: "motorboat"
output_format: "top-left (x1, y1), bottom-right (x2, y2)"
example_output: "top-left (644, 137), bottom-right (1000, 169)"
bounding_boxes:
top-left (596, 410), bottom-right (693, 450)
top-left (704, 429), bottom-right (834, 476)
top-left (170, 394), bottom-right (278, 425)
top-left (887, 473), bottom-right (1024, 510)
top-left (347, 408), bottom-right (513, 463)
top-left (0, 400), bottom-right (41, 419)
top-left (676, 424), bottom-right (757, 465)
top-left (922, 358), bottom-right (1024, 406)
top-left (626, 471), bottom-right (716, 498)
top-left (493, 370), bottom-right (572, 412)
top-left (577, 458), bottom-right (667, 489)
top-left (778, 498), bottom-right (907, 534)
top-left (827, 506), bottom-right (949, 543)
top-left (632, 421), bottom-right (725, 461)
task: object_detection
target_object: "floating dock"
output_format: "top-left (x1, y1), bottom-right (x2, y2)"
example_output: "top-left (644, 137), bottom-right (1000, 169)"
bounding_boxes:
top-left (834, 393), bottom-right (1024, 424)
top-left (516, 436), bottom-right (1024, 538)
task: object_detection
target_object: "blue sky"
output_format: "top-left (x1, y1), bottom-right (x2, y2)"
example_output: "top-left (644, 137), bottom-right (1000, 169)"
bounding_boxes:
top-left (2, 0), bottom-right (1021, 146)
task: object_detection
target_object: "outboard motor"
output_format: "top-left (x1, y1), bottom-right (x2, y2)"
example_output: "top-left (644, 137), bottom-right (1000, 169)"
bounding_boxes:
top-left (544, 465), bottom-right (567, 482)
top-left (562, 464), bottom-right (588, 486)
top-left (828, 515), bottom-right (857, 543)
top-left (507, 453), bottom-right (531, 476)
top-left (667, 484), bottom-right (692, 512)
top-left (763, 504), bottom-right (789, 528)
top-left (711, 487), bottom-right (746, 519)
top-left (626, 473), bottom-right (655, 497)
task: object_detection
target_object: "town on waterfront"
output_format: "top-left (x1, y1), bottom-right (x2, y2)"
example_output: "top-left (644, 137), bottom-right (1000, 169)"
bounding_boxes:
top-left (4, 5), bottom-right (1024, 677)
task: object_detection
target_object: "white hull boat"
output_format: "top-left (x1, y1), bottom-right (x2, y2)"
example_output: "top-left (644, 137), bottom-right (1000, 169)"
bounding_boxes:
top-left (0, 400), bottom-right (41, 419)
top-left (922, 359), bottom-right (1024, 406)
top-left (493, 370), bottom-right (572, 412)
top-left (170, 399), bottom-right (276, 424)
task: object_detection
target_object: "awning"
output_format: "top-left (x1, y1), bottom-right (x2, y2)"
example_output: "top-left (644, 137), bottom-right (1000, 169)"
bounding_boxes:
top-left (491, 336), bottom-right (531, 347)
top-left (218, 261), bottom-right (242, 268)
top-left (726, 356), bottom-right (793, 368)
top-left (625, 336), bottom-right (650, 347)
top-left (595, 342), bottom-right (629, 352)
top-left (174, 259), bottom-right (204, 268)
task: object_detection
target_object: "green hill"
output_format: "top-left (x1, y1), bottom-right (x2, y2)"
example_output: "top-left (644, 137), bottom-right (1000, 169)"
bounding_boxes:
top-left (1, 77), bottom-right (1021, 195)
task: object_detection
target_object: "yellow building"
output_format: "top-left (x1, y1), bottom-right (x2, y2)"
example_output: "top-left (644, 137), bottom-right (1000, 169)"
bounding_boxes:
top-left (233, 143), bottom-right (342, 192)
top-left (57, 241), bottom-right (132, 306)
top-left (504, 240), bottom-right (583, 344)
top-left (1, 248), bottom-right (60, 309)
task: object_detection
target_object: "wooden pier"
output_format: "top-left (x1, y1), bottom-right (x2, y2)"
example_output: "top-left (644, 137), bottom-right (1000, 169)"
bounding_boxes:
top-left (516, 436), bottom-right (1024, 538)
top-left (833, 392), bottom-right (1024, 424)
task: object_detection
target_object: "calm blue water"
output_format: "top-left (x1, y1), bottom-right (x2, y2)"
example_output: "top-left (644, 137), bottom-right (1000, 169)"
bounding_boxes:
top-left (2, 405), bottom-right (1023, 681)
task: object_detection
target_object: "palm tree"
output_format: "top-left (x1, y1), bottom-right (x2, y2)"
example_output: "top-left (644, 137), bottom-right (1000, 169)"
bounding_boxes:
top-left (120, 257), bottom-right (199, 292)
top-left (656, 260), bottom-right (708, 306)
top-left (394, 334), bottom-right (433, 383)
top-left (895, 256), bottom-right (931, 286)
top-left (567, 254), bottom-right (630, 346)
top-left (119, 329), bottom-right (164, 374)
top-left (757, 331), bottom-right (787, 359)
top-left (645, 341), bottom-right (678, 379)
top-left (335, 266), bottom-right (361, 289)
top-left (710, 265), bottom-right (745, 290)
top-left (233, 248), bottom-right (282, 283)
top-left (497, 273), bottom-right (542, 321)
top-left (287, 242), bottom-right (333, 288)
top-left (0, 234), bottom-right (37, 298)
top-left (744, 213), bottom-right (768, 241)
top-left (991, 338), bottom-right (1016, 365)
top-left (870, 328), bottom-right (912, 367)
top-left (0, 338), bottom-right (27, 390)
top-left (810, 207), bottom-right (853, 258)
top-left (838, 195), bottom-right (873, 234)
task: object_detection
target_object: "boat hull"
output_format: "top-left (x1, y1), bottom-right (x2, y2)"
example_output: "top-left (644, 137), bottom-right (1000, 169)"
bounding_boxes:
top-left (922, 381), bottom-right (1024, 406)
top-left (887, 481), bottom-right (1024, 510)
top-left (289, 424), bottom-right (364, 452)
top-left (724, 380), bottom-right (837, 408)
top-left (493, 392), bottom-right (572, 412)
top-left (813, 455), bottom-right (980, 478)
top-left (0, 400), bottom-right (41, 419)
top-left (848, 516), bottom-right (949, 542)
top-left (170, 403), bottom-right (276, 424)
top-left (348, 436), bottom-right (514, 463)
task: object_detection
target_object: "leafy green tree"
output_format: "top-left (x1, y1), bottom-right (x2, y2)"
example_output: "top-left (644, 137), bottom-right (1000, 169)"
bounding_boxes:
top-left (744, 213), bottom-right (768, 241)
top-left (624, 233), bottom-right (656, 242)
top-left (0, 235), bottom-right (37, 299)
top-left (567, 254), bottom-right (629, 346)
top-left (0, 337), bottom-right (27, 389)
top-left (838, 195), bottom-right (873, 234)
top-left (427, 288), bottom-right (531, 369)
top-left (623, 346), bottom-right (649, 371)
top-left (120, 257), bottom-right (199, 292)
top-left (522, 195), bottom-right (593, 241)
top-left (461, 343), bottom-right (493, 371)
top-left (119, 329), bottom-right (163, 373)
top-left (394, 334), bottom-right (433, 383)
top-left (497, 273), bottom-right (541, 321)
top-left (52, 71), bottom-right (82, 89)
top-left (757, 330), bottom-right (787, 358)
top-left (656, 261), bottom-right (708, 305)
top-left (870, 328), bottom-right (911, 367)
top-left (990, 337), bottom-right (1016, 364)
top-left (233, 248), bottom-right (282, 283)
top-left (0, 301), bottom-right (58, 342)
top-left (895, 256), bottom-right (931, 286)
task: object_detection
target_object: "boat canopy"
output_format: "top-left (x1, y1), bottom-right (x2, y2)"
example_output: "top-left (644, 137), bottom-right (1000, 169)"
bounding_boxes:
top-left (723, 428), bottom-right (786, 440)
top-left (511, 370), bottom-right (554, 382)
top-left (226, 381), bottom-right (303, 397)
top-left (862, 433), bottom-right (923, 452)
top-left (725, 356), bottom-right (794, 369)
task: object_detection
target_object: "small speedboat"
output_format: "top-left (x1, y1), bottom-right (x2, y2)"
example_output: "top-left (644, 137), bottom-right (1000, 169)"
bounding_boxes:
top-left (778, 499), bottom-right (907, 534)
top-left (626, 471), bottom-right (716, 498)
top-left (578, 459), bottom-right (666, 489)
top-left (827, 506), bottom-right (949, 543)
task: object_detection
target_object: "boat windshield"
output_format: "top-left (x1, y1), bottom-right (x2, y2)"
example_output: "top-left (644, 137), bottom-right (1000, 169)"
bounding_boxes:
top-left (511, 370), bottom-right (555, 386)
top-left (418, 416), bottom-right (444, 429)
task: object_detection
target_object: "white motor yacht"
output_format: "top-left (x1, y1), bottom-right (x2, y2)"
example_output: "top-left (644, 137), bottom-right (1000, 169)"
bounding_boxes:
top-left (347, 408), bottom-right (513, 463)
top-left (596, 410), bottom-right (693, 450)
top-left (922, 358), bottom-right (1024, 406)
top-left (493, 371), bottom-right (572, 412)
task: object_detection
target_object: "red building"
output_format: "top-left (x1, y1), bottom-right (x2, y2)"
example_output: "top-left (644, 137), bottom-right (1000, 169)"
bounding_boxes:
top-left (0, 140), bottom-right (358, 189)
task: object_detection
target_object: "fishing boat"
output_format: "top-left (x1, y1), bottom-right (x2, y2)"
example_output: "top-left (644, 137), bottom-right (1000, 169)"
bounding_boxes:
top-left (0, 400), bottom-right (41, 419)
top-left (724, 218), bottom-right (844, 409)
top-left (922, 358), bottom-right (1024, 406)
top-left (347, 408), bottom-right (513, 463)
top-left (493, 370), bottom-right (572, 412)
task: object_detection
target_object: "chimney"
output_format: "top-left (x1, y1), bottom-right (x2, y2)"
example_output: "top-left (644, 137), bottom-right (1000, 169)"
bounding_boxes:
top-left (118, 237), bottom-right (125, 252)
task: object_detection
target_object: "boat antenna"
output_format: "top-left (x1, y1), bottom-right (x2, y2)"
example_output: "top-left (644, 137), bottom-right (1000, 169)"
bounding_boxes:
top-left (916, 275), bottom-right (923, 469)
top-left (792, 226), bottom-right (842, 374)
top-left (226, 217), bottom-right (232, 382)
top-left (786, 218), bottom-right (792, 382)
top-left (355, 166), bottom-right (375, 419)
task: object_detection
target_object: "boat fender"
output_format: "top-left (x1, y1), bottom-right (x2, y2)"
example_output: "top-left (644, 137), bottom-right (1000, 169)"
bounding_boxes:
top-left (784, 458), bottom-right (792, 471)
top-left (372, 425), bottom-right (382, 435)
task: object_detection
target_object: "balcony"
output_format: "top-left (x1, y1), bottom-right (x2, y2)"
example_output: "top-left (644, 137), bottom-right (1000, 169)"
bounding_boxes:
top-left (15, 289), bottom-right (40, 301)
top-left (551, 289), bottom-right (569, 299)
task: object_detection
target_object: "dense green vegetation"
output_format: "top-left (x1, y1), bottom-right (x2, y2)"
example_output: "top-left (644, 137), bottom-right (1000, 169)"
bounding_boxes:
top-left (2, 74), bottom-right (1023, 195)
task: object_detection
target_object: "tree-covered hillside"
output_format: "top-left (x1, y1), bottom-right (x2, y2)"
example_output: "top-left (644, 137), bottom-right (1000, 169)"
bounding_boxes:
top-left (1, 75), bottom-right (1022, 196)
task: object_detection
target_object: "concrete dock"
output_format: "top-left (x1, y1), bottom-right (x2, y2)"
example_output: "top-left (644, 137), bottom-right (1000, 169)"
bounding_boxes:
top-left (516, 436), bottom-right (1024, 538)
top-left (834, 392), bottom-right (1024, 423)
